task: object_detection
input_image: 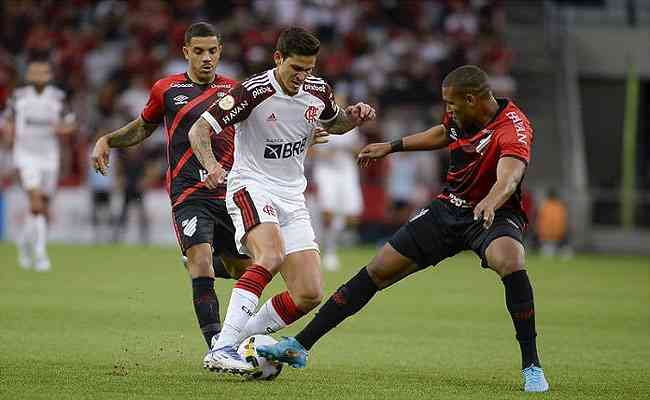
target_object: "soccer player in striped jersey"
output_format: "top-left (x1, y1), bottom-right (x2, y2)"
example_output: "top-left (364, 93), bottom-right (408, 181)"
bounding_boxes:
top-left (91, 22), bottom-right (251, 356)
top-left (189, 27), bottom-right (375, 374)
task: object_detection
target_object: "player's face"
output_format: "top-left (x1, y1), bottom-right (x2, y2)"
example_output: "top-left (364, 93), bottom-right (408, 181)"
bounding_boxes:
top-left (26, 62), bottom-right (52, 88)
top-left (442, 86), bottom-right (477, 129)
top-left (183, 36), bottom-right (222, 83)
top-left (273, 52), bottom-right (317, 95)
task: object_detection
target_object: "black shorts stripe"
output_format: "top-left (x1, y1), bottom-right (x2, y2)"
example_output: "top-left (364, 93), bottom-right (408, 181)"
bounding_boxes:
top-left (233, 188), bottom-right (260, 232)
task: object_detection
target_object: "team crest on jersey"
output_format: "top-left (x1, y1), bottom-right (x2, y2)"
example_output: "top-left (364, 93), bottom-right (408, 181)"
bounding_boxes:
top-left (304, 105), bottom-right (319, 123)
top-left (262, 204), bottom-right (276, 217)
top-left (218, 94), bottom-right (235, 111)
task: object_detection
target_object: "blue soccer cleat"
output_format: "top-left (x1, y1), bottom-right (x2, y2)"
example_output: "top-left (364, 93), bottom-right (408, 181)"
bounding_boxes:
top-left (522, 364), bottom-right (549, 392)
top-left (256, 336), bottom-right (308, 369)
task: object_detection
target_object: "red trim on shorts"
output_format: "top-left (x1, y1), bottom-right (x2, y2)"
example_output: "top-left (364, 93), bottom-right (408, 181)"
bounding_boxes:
top-left (233, 188), bottom-right (261, 231)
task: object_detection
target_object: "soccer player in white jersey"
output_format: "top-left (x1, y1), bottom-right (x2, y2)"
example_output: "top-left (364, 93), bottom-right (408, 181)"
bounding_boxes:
top-left (188, 27), bottom-right (375, 374)
top-left (312, 125), bottom-right (364, 271)
top-left (4, 58), bottom-right (76, 271)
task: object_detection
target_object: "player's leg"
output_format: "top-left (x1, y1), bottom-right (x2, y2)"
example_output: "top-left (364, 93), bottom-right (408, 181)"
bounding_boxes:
top-left (257, 199), bottom-right (461, 367)
top-left (172, 201), bottom-right (227, 350)
top-left (16, 166), bottom-right (41, 269)
top-left (29, 188), bottom-right (51, 271)
top-left (315, 167), bottom-right (341, 271)
top-left (258, 243), bottom-right (421, 368)
top-left (236, 249), bottom-right (323, 343)
top-left (474, 211), bottom-right (548, 392)
top-left (207, 188), bottom-right (284, 373)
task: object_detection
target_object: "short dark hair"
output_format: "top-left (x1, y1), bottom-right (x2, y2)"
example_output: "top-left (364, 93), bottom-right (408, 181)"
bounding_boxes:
top-left (184, 22), bottom-right (220, 45)
top-left (276, 27), bottom-right (320, 58)
top-left (442, 65), bottom-right (491, 97)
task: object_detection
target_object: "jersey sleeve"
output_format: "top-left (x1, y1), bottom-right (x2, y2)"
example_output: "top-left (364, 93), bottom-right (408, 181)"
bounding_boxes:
top-left (4, 92), bottom-right (16, 121)
top-left (318, 83), bottom-right (340, 123)
top-left (498, 111), bottom-right (534, 164)
top-left (140, 80), bottom-right (165, 124)
top-left (200, 83), bottom-right (259, 133)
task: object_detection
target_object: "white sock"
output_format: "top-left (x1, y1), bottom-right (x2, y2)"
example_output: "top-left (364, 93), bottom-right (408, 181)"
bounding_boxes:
top-left (33, 214), bottom-right (48, 261)
top-left (236, 298), bottom-right (287, 343)
top-left (18, 213), bottom-right (36, 257)
top-left (215, 288), bottom-right (259, 347)
top-left (321, 223), bottom-right (337, 256)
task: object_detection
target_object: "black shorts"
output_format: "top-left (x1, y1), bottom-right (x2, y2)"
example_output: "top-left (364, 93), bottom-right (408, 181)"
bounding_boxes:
top-left (389, 199), bottom-right (526, 269)
top-left (172, 199), bottom-right (247, 259)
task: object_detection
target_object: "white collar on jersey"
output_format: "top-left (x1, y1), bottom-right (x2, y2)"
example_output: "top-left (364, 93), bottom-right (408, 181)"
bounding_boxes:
top-left (269, 68), bottom-right (303, 98)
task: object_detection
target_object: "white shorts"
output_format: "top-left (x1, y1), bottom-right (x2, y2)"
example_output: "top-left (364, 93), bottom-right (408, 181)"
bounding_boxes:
top-left (16, 162), bottom-right (59, 196)
top-left (226, 185), bottom-right (318, 257)
top-left (314, 166), bottom-right (362, 217)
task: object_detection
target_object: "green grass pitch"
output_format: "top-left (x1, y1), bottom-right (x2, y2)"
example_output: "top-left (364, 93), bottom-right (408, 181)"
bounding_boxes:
top-left (1, 243), bottom-right (648, 399)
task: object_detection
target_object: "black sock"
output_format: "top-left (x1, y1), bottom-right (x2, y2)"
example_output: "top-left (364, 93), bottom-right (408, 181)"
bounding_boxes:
top-left (296, 267), bottom-right (379, 350)
top-left (192, 277), bottom-right (220, 348)
top-left (502, 270), bottom-right (541, 369)
top-left (212, 254), bottom-right (233, 279)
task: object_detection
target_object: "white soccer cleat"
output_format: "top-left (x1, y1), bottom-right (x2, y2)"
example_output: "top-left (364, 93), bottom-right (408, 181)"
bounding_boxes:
top-left (205, 345), bottom-right (256, 375)
top-left (17, 241), bottom-right (33, 270)
top-left (33, 257), bottom-right (51, 272)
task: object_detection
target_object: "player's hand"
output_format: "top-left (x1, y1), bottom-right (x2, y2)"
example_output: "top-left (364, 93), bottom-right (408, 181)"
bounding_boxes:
top-left (311, 127), bottom-right (330, 146)
top-left (473, 198), bottom-right (497, 229)
top-left (91, 137), bottom-right (111, 175)
top-left (357, 142), bottom-right (391, 168)
top-left (345, 103), bottom-right (376, 126)
top-left (205, 163), bottom-right (226, 190)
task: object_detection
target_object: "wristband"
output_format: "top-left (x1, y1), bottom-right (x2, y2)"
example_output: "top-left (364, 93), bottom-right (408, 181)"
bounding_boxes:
top-left (390, 139), bottom-right (404, 153)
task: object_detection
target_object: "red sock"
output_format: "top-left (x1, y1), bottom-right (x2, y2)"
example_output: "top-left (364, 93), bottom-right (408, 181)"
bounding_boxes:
top-left (234, 264), bottom-right (273, 297)
top-left (271, 291), bottom-right (305, 324)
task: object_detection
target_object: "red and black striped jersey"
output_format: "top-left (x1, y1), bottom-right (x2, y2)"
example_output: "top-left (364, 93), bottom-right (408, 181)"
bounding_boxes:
top-left (437, 99), bottom-right (533, 214)
top-left (141, 73), bottom-right (237, 208)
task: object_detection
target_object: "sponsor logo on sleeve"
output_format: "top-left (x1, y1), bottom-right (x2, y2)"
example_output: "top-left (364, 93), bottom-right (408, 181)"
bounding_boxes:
top-left (304, 83), bottom-right (326, 93)
top-left (221, 100), bottom-right (249, 124)
top-left (218, 94), bottom-right (235, 111)
top-left (251, 86), bottom-right (273, 99)
top-left (505, 111), bottom-right (528, 145)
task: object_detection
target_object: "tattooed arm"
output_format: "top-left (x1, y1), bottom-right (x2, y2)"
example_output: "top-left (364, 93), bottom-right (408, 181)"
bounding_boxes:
top-left (91, 116), bottom-right (158, 175)
top-left (188, 117), bottom-right (224, 189)
top-left (321, 102), bottom-right (376, 135)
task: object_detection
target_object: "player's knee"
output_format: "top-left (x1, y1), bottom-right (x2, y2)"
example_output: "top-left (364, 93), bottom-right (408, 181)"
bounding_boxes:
top-left (187, 251), bottom-right (213, 277)
top-left (293, 286), bottom-right (324, 312)
top-left (256, 250), bottom-right (285, 272)
top-left (490, 255), bottom-right (525, 277)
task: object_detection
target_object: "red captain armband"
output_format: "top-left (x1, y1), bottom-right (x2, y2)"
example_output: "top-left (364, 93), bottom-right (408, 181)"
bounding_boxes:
top-left (390, 138), bottom-right (404, 153)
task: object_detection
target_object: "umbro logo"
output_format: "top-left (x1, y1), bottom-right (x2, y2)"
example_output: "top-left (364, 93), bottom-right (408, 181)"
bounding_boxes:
top-left (174, 94), bottom-right (189, 105)
top-left (449, 128), bottom-right (458, 140)
top-left (267, 113), bottom-right (277, 122)
top-left (182, 216), bottom-right (197, 237)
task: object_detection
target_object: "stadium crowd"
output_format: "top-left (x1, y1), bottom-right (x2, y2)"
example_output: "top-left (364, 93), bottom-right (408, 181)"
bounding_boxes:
top-left (0, 0), bottom-right (516, 241)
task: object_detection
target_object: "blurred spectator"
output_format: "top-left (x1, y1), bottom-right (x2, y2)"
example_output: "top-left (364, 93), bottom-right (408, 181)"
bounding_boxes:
top-left (87, 135), bottom-right (114, 243)
top-left (113, 146), bottom-right (154, 244)
top-left (0, 0), bottom-right (513, 234)
top-left (536, 188), bottom-right (573, 259)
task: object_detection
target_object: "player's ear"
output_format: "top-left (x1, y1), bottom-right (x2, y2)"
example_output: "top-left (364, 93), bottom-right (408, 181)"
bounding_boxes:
top-left (182, 45), bottom-right (190, 61)
top-left (273, 51), bottom-right (284, 67)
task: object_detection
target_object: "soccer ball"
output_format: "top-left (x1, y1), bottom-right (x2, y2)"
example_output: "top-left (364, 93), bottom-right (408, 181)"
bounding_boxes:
top-left (237, 335), bottom-right (283, 380)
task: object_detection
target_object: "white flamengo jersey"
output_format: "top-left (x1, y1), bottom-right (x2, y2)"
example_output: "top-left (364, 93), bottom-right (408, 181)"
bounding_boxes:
top-left (202, 68), bottom-right (339, 197)
top-left (9, 85), bottom-right (67, 168)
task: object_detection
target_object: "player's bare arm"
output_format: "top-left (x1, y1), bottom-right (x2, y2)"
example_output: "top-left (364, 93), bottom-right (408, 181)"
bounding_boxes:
top-left (188, 117), bottom-right (225, 189)
top-left (357, 124), bottom-right (449, 167)
top-left (322, 102), bottom-right (375, 134)
top-left (91, 116), bottom-right (157, 175)
top-left (473, 156), bottom-right (526, 229)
